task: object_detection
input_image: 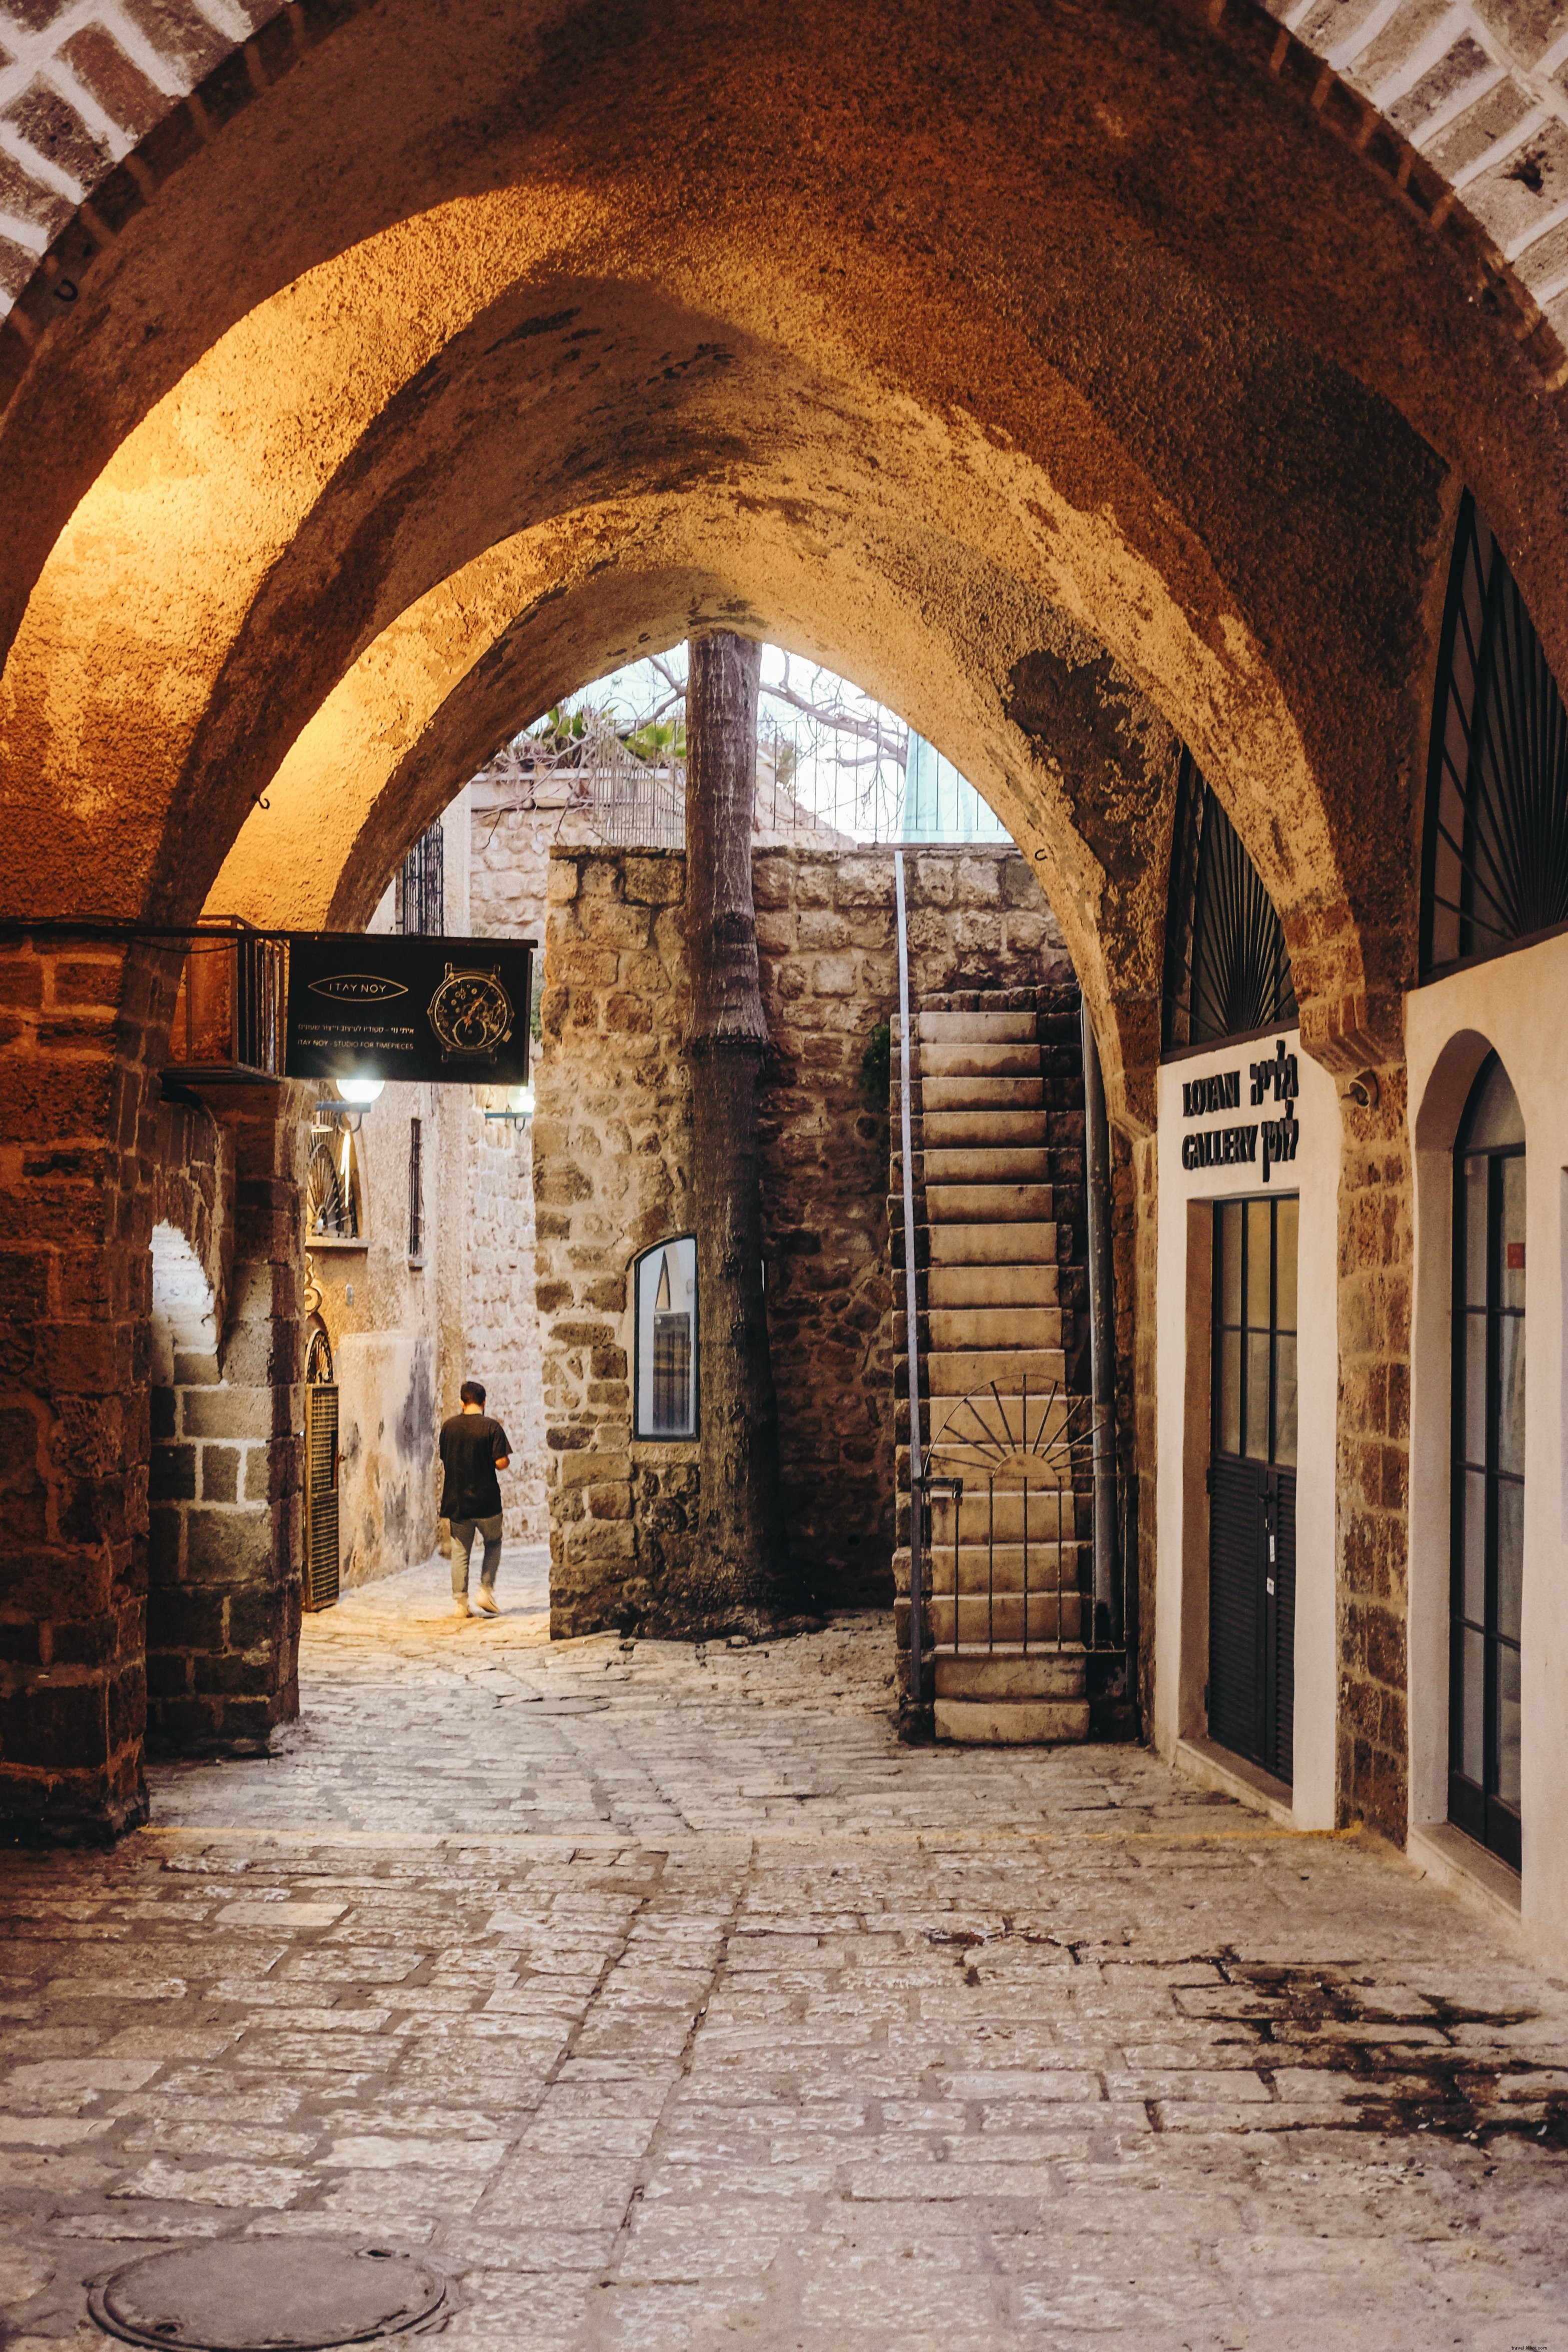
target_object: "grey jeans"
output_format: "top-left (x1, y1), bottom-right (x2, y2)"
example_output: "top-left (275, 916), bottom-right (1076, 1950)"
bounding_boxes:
top-left (449, 1513), bottom-right (503, 1597)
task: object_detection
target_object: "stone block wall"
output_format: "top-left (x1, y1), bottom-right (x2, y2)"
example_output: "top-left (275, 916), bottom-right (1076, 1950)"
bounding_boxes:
top-left (535, 841), bottom-right (1071, 1635)
top-left (0, 935), bottom-right (170, 1842)
top-left (464, 776), bottom-right (553, 1545)
top-left (146, 1082), bottom-right (305, 1754)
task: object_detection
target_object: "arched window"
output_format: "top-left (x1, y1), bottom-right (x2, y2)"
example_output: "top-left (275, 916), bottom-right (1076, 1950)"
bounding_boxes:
top-left (1450, 1053), bottom-right (1524, 1871)
top-left (1162, 750), bottom-right (1296, 1053)
top-left (633, 1236), bottom-right (698, 1439)
top-left (1421, 493), bottom-right (1568, 978)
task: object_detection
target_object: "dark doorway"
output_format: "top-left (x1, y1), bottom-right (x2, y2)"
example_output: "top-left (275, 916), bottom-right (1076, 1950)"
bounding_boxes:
top-left (1208, 1196), bottom-right (1298, 1783)
top-left (1450, 1054), bottom-right (1524, 1872)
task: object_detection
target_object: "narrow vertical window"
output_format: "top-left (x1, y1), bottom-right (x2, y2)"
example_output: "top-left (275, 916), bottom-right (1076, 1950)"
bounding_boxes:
top-left (396, 820), bottom-right (446, 936)
top-left (634, 1236), bottom-right (698, 1439)
top-left (408, 1117), bottom-right (423, 1261)
top-left (1450, 1053), bottom-right (1524, 1870)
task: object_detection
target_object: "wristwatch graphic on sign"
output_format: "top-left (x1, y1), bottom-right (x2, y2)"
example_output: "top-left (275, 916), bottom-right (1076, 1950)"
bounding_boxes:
top-left (427, 964), bottom-right (514, 1062)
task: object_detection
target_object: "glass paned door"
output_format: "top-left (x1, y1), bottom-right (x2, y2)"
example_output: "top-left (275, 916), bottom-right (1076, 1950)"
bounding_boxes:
top-left (1208, 1196), bottom-right (1298, 1783)
top-left (1450, 1057), bottom-right (1524, 1871)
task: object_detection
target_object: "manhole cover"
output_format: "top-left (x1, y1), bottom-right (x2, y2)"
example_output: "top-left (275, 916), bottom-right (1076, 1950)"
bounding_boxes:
top-left (89, 2238), bottom-right (451, 2349)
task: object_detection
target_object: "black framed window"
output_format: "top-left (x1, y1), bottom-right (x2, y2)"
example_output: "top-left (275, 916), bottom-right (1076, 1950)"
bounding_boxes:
top-left (408, 1117), bottom-right (423, 1260)
top-left (1212, 1197), bottom-right (1298, 1470)
top-left (1421, 492), bottom-right (1568, 978)
top-left (1163, 750), bottom-right (1296, 1053)
top-left (1449, 1052), bottom-right (1524, 1871)
top-left (633, 1236), bottom-right (697, 1439)
top-left (1208, 1195), bottom-right (1298, 1782)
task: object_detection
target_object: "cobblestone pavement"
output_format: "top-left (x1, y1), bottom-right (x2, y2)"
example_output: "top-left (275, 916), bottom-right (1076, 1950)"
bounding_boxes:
top-left (4, 1551), bottom-right (1568, 2350)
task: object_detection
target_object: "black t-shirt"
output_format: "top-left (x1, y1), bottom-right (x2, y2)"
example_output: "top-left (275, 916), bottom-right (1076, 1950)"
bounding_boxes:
top-left (438, 1413), bottom-right (511, 1521)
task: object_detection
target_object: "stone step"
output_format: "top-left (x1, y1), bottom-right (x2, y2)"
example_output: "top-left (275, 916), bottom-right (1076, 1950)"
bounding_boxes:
top-left (927, 1306), bottom-right (1063, 1350)
top-left (923, 1147), bottom-right (1052, 1185)
top-left (928, 1263), bottom-right (1059, 1307)
top-left (927, 1347), bottom-right (1067, 1394)
top-left (921, 1076), bottom-right (1045, 1110)
top-left (922, 1542), bottom-right (1086, 1591)
top-left (923, 1590), bottom-right (1087, 1643)
top-left (917, 1012), bottom-right (1038, 1041)
top-left (927, 1184), bottom-right (1054, 1224)
top-left (935, 1651), bottom-right (1087, 1701)
top-left (922, 1109), bottom-right (1049, 1147)
top-left (920, 1043), bottom-right (1043, 1079)
top-left (927, 1222), bottom-right (1058, 1265)
top-left (934, 1696), bottom-right (1091, 1745)
top-left (924, 1490), bottom-right (1092, 1541)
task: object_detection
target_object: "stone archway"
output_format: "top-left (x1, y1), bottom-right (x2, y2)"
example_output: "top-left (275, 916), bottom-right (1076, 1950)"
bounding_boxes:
top-left (8, 0), bottom-right (1568, 1840)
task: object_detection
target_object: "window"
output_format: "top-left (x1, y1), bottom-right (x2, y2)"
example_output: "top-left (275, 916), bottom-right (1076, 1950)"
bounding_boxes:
top-left (408, 1118), bottom-right (423, 1261)
top-left (396, 820), bottom-right (445, 936)
top-left (1163, 750), bottom-right (1296, 1053)
top-left (1208, 1196), bottom-right (1299, 1783)
top-left (634, 1236), bottom-right (698, 1439)
top-left (1421, 492), bottom-right (1568, 978)
top-left (1450, 1053), bottom-right (1525, 1871)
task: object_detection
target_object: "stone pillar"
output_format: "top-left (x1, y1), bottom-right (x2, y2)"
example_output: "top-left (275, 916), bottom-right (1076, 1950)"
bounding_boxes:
top-left (1334, 1069), bottom-right (1413, 1838)
top-left (146, 1086), bottom-right (305, 1753)
top-left (0, 934), bottom-right (168, 1844)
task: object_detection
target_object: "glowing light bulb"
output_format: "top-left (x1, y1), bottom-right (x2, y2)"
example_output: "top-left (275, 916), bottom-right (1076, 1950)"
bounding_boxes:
top-left (336, 1077), bottom-right (385, 1105)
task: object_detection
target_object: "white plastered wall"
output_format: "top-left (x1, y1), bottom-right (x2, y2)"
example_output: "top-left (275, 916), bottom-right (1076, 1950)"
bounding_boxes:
top-left (1153, 1029), bottom-right (1340, 1830)
top-left (1406, 933), bottom-right (1568, 1957)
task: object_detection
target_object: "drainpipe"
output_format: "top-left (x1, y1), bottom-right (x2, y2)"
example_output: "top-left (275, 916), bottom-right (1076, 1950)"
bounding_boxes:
top-left (1080, 996), bottom-right (1119, 1646)
top-left (895, 851), bottom-right (924, 1711)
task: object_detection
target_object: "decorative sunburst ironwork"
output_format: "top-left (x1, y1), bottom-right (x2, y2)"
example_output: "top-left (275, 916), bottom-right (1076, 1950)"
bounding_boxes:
top-left (306, 1136), bottom-right (356, 1240)
top-left (1421, 490), bottom-right (1568, 977)
top-left (918, 1377), bottom-right (1101, 1658)
top-left (926, 1374), bottom-right (1094, 1479)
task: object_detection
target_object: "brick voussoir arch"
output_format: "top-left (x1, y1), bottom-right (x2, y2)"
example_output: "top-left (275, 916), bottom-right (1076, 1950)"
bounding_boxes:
top-left (2, 0), bottom-right (1563, 414)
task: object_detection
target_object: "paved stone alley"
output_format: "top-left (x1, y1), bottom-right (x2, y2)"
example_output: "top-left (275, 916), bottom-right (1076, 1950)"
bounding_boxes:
top-left (4, 1557), bottom-right (1568, 2351)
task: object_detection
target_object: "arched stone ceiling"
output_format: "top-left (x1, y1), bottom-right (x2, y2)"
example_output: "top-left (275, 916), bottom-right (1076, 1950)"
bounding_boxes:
top-left (3, 0), bottom-right (1566, 360)
top-left (1, 0), bottom-right (1559, 1101)
top-left (201, 500), bottom-right (1190, 1125)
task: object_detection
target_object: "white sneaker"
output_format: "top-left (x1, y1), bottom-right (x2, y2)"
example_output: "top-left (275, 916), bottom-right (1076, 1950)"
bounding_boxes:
top-left (453, 1598), bottom-right (471, 1618)
top-left (475, 1589), bottom-right (500, 1615)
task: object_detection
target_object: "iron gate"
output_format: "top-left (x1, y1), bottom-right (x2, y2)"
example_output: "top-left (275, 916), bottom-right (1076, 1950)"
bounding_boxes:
top-left (303, 1381), bottom-right (340, 1612)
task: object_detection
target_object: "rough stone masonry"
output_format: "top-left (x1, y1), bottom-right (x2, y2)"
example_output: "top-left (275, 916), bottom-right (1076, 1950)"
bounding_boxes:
top-left (532, 842), bottom-right (1072, 1638)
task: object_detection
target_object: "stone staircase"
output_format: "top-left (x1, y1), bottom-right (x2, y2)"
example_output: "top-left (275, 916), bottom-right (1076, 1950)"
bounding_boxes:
top-left (893, 986), bottom-right (1094, 1743)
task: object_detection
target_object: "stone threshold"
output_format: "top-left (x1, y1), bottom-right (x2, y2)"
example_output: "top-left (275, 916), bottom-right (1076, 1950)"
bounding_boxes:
top-left (1176, 1734), bottom-right (1298, 1829)
top-left (1407, 1819), bottom-right (1523, 1931)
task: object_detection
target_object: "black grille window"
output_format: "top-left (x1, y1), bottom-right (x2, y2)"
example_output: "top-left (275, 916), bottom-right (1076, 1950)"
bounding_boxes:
top-left (1163, 750), bottom-right (1296, 1052)
top-left (396, 821), bottom-right (445, 936)
top-left (1422, 492), bottom-right (1568, 977)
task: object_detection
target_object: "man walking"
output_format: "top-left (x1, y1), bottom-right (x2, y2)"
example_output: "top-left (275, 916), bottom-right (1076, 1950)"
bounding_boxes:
top-left (438, 1380), bottom-right (512, 1617)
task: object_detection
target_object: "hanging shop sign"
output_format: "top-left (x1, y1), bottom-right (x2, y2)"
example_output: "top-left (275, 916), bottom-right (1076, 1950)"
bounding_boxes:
top-left (1179, 1038), bottom-right (1300, 1182)
top-left (285, 934), bottom-right (534, 1087)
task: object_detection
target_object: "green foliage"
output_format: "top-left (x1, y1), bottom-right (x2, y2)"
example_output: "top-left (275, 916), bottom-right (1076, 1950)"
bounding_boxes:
top-left (625, 716), bottom-right (687, 764)
top-left (859, 1018), bottom-right (891, 1106)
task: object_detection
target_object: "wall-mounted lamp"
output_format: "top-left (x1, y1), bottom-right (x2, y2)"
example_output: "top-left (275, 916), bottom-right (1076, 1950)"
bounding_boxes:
top-left (482, 1083), bottom-right (535, 1126)
top-left (314, 1076), bottom-right (386, 1135)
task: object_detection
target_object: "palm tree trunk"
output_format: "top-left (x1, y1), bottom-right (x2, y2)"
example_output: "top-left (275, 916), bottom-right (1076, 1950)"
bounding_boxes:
top-left (646, 630), bottom-right (799, 1636)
